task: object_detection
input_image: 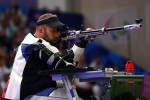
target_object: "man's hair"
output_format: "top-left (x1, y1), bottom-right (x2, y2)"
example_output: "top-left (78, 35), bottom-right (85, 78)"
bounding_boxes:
top-left (36, 13), bottom-right (57, 31)
top-left (38, 13), bottom-right (57, 22)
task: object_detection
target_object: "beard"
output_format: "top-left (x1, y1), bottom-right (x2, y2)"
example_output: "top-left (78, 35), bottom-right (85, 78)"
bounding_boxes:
top-left (43, 29), bottom-right (59, 46)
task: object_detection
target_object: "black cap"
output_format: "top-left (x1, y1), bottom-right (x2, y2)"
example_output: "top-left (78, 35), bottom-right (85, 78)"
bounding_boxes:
top-left (37, 16), bottom-right (65, 28)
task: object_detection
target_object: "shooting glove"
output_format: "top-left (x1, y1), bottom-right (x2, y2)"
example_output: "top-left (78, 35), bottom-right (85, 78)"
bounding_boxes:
top-left (75, 38), bottom-right (88, 48)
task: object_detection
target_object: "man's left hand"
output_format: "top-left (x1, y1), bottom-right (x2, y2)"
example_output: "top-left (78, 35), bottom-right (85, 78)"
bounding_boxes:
top-left (85, 28), bottom-right (93, 41)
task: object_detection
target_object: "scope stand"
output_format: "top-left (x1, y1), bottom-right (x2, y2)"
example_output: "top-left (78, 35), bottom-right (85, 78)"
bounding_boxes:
top-left (62, 75), bottom-right (80, 100)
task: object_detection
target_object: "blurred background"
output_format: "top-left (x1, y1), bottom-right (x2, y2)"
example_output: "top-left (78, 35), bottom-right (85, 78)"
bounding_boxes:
top-left (0, 0), bottom-right (150, 100)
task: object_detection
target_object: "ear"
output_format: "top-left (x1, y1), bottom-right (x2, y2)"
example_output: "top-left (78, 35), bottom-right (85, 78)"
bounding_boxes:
top-left (38, 27), bottom-right (44, 36)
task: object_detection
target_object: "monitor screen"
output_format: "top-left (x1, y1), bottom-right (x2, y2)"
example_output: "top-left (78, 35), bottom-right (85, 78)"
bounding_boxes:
top-left (109, 75), bottom-right (144, 100)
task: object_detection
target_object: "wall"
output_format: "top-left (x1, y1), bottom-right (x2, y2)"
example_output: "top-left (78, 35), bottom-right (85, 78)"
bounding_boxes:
top-left (37, 0), bottom-right (67, 12)
top-left (77, 0), bottom-right (150, 70)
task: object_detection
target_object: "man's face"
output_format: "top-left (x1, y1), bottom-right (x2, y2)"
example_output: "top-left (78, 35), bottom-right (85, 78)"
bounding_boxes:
top-left (42, 26), bottom-right (60, 45)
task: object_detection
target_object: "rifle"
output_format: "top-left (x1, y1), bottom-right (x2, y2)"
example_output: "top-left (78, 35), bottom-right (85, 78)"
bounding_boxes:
top-left (60, 18), bottom-right (142, 41)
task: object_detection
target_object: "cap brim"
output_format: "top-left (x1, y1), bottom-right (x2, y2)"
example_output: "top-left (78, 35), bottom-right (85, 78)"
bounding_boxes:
top-left (47, 22), bottom-right (65, 28)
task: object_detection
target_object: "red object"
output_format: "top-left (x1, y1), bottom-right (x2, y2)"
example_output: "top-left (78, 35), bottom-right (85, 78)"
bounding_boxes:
top-left (2, 78), bottom-right (10, 98)
top-left (59, 43), bottom-right (63, 50)
top-left (125, 61), bottom-right (134, 73)
top-left (126, 81), bottom-right (135, 84)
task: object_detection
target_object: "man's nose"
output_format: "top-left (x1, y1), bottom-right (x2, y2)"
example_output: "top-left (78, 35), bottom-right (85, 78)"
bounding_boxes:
top-left (55, 32), bottom-right (60, 37)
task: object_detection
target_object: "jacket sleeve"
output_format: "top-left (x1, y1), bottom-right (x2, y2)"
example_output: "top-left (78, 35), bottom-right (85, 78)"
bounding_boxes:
top-left (71, 38), bottom-right (88, 63)
top-left (32, 39), bottom-right (87, 68)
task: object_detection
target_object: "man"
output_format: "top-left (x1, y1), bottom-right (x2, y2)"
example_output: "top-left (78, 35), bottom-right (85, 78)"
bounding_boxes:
top-left (1, 13), bottom-right (92, 100)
